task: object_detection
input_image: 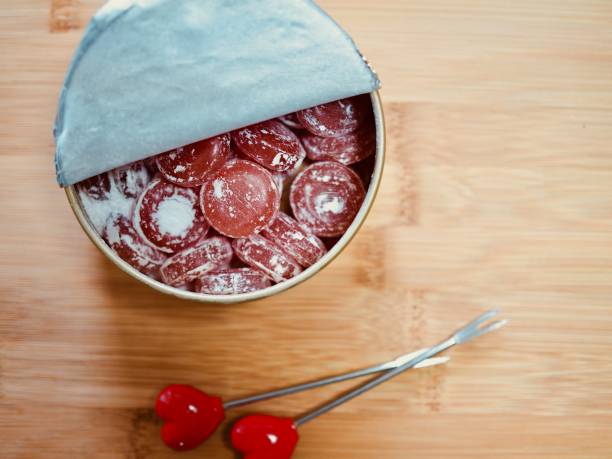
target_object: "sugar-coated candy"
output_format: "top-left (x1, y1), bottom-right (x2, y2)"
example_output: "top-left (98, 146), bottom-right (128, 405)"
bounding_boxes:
top-left (261, 212), bottom-right (327, 268)
top-left (233, 235), bottom-right (302, 283)
top-left (156, 134), bottom-right (232, 187)
top-left (290, 161), bottom-right (365, 237)
top-left (201, 160), bottom-right (279, 238)
top-left (103, 213), bottom-right (166, 276)
top-left (296, 95), bottom-right (370, 138)
top-left (193, 267), bottom-right (271, 295)
top-left (77, 173), bottom-right (111, 200)
top-left (111, 160), bottom-right (151, 198)
top-left (78, 172), bottom-right (141, 234)
top-left (277, 113), bottom-right (303, 130)
top-left (134, 177), bottom-right (209, 253)
top-left (160, 236), bottom-right (233, 286)
top-left (232, 120), bottom-right (305, 172)
top-left (302, 124), bottom-right (375, 165)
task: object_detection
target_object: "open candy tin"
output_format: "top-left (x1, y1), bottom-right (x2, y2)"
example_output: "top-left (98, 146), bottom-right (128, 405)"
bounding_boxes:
top-left (56, 0), bottom-right (385, 303)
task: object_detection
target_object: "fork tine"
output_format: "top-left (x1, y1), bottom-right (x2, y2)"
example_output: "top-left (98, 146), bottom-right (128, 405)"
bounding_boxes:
top-left (471, 309), bottom-right (500, 328)
top-left (455, 317), bottom-right (508, 344)
top-left (479, 319), bottom-right (509, 336)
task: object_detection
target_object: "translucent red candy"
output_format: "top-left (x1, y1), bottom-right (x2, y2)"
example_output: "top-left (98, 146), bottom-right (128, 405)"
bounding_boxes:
top-left (201, 160), bottom-right (280, 238)
top-left (103, 213), bottom-right (166, 276)
top-left (160, 236), bottom-right (233, 286)
top-left (134, 177), bottom-right (209, 253)
top-left (156, 134), bottom-right (232, 187)
top-left (296, 95), bottom-right (370, 138)
top-left (233, 235), bottom-right (302, 283)
top-left (232, 120), bottom-right (305, 172)
top-left (261, 212), bottom-right (326, 268)
top-left (278, 113), bottom-right (303, 130)
top-left (302, 124), bottom-right (376, 165)
top-left (193, 267), bottom-right (271, 295)
top-left (290, 161), bottom-right (366, 237)
top-left (77, 173), bottom-right (111, 200)
top-left (111, 160), bottom-right (151, 198)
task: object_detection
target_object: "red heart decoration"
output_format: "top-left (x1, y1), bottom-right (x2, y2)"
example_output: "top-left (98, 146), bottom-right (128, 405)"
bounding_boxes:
top-left (155, 384), bottom-right (225, 451)
top-left (231, 414), bottom-right (299, 459)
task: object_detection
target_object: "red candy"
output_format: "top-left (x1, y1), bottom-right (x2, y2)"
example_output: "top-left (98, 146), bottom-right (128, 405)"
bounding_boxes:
top-left (232, 120), bottom-right (305, 172)
top-left (233, 235), bottom-right (302, 283)
top-left (156, 134), bottom-right (232, 187)
top-left (290, 161), bottom-right (365, 237)
top-left (103, 213), bottom-right (166, 276)
top-left (302, 125), bottom-right (376, 165)
top-left (201, 160), bottom-right (280, 238)
top-left (296, 95), bottom-right (370, 138)
top-left (194, 267), bottom-right (272, 295)
top-left (134, 177), bottom-right (209, 253)
top-left (77, 172), bottom-right (110, 200)
top-left (144, 156), bottom-right (158, 174)
top-left (277, 113), bottom-right (303, 130)
top-left (110, 160), bottom-right (151, 198)
top-left (156, 385), bottom-right (225, 452)
top-left (261, 212), bottom-right (326, 268)
top-left (160, 236), bottom-right (233, 286)
top-left (231, 415), bottom-right (298, 459)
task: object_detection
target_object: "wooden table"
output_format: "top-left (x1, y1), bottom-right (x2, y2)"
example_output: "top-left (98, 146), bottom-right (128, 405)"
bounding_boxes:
top-left (2, 1), bottom-right (612, 457)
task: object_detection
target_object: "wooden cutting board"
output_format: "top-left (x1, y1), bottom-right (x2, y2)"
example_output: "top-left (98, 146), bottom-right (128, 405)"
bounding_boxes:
top-left (1, 1), bottom-right (612, 457)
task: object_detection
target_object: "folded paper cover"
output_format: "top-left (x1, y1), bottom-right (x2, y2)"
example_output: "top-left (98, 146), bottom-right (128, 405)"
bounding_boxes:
top-left (54, 0), bottom-right (380, 186)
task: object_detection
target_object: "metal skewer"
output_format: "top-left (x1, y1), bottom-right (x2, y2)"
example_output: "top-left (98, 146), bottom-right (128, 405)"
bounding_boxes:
top-left (223, 349), bottom-right (449, 410)
top-left (294, 309), bottom-right (507, 426)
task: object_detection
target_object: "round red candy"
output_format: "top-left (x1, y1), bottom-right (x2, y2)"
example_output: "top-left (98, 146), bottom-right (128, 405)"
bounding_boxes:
top-left (302, 124), bottom-right (376, 165)
top-left (156, 134), bottom-right (232, 187)
top-left (111, 160), bottom-right (151, 198)
top-left (160, 236), bottom-right (233, 286)
top-left (103, 213), bottom-right (166, 276)
top-left (77, 172), bottom-right (110, 200)
top-left (233, 235), bottom-right (302, 283)
top-left (277, 113), bottom-right (303, 130)
top-left (201, 160), bottom-right (280, 238)
top-left (296, 95), bottom-right (370, 138)
top-left (194, 267), bottom-right (271, 295)
top-left (232, 120), bottom-right (305, 172)
top-left (261, 212), bottom-right (326, 268)
top-left (134, 177), bottom-right (209, 253)
top-left (290, 162), bottom-right (366, 237)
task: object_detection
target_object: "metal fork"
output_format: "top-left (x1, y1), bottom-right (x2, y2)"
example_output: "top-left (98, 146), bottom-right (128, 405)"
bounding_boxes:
top-left (295, 309), bottom-right (508, 425)
top-left (223, 348), bottom-right (449, 409)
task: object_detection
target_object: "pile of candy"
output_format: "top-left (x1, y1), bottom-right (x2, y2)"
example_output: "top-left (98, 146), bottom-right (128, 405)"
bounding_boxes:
top-left (77, 95), bottom-right (376, 295)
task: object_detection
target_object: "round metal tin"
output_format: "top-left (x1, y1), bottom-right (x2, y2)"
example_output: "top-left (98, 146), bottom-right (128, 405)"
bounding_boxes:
top-left (65, 91), bottom-right (386, 304)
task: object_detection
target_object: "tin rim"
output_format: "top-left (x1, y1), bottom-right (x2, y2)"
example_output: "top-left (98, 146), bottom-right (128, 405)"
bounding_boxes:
top-left (65, 91), bottom-right (386, 304)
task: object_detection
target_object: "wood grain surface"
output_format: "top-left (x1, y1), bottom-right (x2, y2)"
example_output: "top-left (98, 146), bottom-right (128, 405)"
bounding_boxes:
top-left (2, 1), bottom-right (612, 457)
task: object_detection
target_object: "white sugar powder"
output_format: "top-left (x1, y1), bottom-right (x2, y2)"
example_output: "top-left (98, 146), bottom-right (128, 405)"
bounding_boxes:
top-left (213, 179), bottom-right (228, 199)
top-left (78, 176), bottom-right (134, 234)
top-left (153, 195), bottom-right (195, 237)
top-left (315, 194), bottom-right (345, 215)
top-left (271, 153), bottom-right (286, 167)
top-left (289, 230), bottom-right (305, 241)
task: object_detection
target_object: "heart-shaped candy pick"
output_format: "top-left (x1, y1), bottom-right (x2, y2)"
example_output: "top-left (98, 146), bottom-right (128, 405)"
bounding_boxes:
top-left (155, 384), bottom-right (225, 451)
top-left (231, 414), bottom-right (299, 459)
